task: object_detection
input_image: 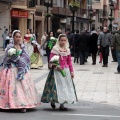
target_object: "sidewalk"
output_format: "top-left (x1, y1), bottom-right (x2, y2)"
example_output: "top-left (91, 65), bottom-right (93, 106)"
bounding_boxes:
top-left (31, 54), bottom-right (120, 107)
top-left (0, 47), bottom-right (4, 57)
top-left (0, 47), bottom-right (120, 107)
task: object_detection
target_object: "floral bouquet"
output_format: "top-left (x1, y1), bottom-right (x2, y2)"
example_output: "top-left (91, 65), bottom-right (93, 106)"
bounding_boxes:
top-left (48, 37), bottom-right (57, 50)
top-left (50, 55), bottom-right (66, 77)
top-left (8, 48), bottom-right (22, 57)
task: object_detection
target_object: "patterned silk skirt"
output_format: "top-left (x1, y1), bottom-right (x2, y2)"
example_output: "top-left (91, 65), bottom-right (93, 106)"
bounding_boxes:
top-left (41, 68), bottom-right (77, 104)
top-left (0, 67), bottom-right (40, 109)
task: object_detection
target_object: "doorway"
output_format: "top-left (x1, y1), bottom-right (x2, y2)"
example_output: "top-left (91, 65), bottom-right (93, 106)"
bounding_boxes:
top-left (11, 18), bottom-right (19, 32)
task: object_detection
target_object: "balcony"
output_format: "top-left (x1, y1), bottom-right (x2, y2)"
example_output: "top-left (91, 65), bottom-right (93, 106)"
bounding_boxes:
top-left (0, 0), bottom-right (24, 2)
top-left (51, 7), bottom-right (71, 16)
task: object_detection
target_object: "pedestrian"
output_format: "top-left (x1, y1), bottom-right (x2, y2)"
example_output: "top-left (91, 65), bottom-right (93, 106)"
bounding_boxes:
top-left (30, 40), bottom-right (43, 69)
top-left (56, 29), bottom-right (62, 38)
top-left (2, 28), bottom-right (8, 50)
top-left (73, 30), bottom-right (80, 63)
top-left (111, 30), bottom-right (117, 62)
top-left (77, 30), bottom-right (89, 65)
top-left (89, 30), bottom-right (98, 65)
top-left (24, 28), bottom-right (34, 57)
top-left (111, 29), bottom-right (120, 73)
top-left (45, 31), bottom-right (56, 63)
top-left (97, 27), bottom-right (112, 67)
top-left (41, 34), bottom-right (77, 110)
top-left (66, 29), bottom-right (74, 56)
top-left (97, 29), bottom-right (103, 63)
top-left (0, 30), bottom-right (40, 113)
top-left (41, 31), bottom-right (48, 51)
top-left (5, 32), bottom-right (12, 47)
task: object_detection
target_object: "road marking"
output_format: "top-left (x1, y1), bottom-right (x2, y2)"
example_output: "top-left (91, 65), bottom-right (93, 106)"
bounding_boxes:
top-left (52, 113), bottom-right (120, 118)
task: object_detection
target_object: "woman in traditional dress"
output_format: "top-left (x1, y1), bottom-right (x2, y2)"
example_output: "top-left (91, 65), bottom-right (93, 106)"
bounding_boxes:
top-left (24, 29), bottom-right (34, 57)
top-left (0, 30), bottom-right (40, 113)
top-left (30, 40), bottom-right (43, 69)
top-left (41, 34), bottom-right (77, 110)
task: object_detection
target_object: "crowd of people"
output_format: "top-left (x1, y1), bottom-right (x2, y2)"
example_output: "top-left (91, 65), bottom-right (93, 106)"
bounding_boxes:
top-left (0, 25), bottom-right (120, 113)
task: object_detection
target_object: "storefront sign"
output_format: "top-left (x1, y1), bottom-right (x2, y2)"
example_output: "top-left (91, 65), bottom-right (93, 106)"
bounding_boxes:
top-left (11, 10), bottom-right (28, 18)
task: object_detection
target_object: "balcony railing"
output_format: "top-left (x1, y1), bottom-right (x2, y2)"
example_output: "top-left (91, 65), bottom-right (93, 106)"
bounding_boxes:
top-left (51, 7), bottom-right (71, 16)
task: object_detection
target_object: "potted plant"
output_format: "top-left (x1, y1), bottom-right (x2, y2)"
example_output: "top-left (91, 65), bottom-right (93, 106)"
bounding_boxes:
top-left (108, 16), bottom-right (115, 21)
top-left (89, 19), bottom-right (95, 23)
top-left (69, 0), bottom-right (80, 12)
top-left (44, 12), bottom-right (53, 18)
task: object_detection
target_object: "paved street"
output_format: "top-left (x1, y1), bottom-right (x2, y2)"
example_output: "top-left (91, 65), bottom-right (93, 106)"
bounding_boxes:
top-left (0, 48), bottom-right (120, 120)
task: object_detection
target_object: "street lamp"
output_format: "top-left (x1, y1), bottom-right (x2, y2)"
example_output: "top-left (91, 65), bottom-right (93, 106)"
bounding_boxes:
top-left (69, 0), bottom-right (80, 33)
top-left (100, 17), bottom-right (105, 26)
top-left (108, 1), bottom-right (114, 32)
top-left (89, 8), bottom-right (93, 32)
top-left (44, 0), bottom-right (52, 34)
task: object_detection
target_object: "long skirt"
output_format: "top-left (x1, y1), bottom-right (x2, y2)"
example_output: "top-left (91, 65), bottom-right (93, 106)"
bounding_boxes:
top-left (0, 67), bottom-right (40, 109)
top-left (41, 68), bottom-right (77, 104)
top-left (25, 42), bottom-right (33, 57)
top-left (30, 52), bottom-right (43, 69)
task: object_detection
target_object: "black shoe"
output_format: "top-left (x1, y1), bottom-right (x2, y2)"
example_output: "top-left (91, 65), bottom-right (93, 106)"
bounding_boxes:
top-left (51, 103), bottom-right (56, 109)
top-left (104, 64), bottom-right (108, 67)
top-left (21, 108), bottom-right (26, 113)
top-left (59, 105), bottom-right (68, 111)
top-left (102, 65), bottom-right (105, 67)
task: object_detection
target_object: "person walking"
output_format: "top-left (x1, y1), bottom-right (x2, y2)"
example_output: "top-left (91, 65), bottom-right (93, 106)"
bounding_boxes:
top-left (2, 28), bottom-right (8, 50)
top-left (30, 40), bottom-right (43, 69)
top-left (46, 31), bottom-right (56, 63)
top-left (41, 32), bottom-right (48, 55)
top-left (0, 30), bottom-right (40, 113)
top-left (89, 30), bottom-right (98, 65)
top-left (111, 30), bottom-right (117, 62)
top-left (41, 34), bottom-right (77, 110)
top-left (24, 28), bottom-right (34, 57)
top-left (97, 27), bottom-right (112, 67)
top-left (73, 30), bottom-right (80, 63)
top-left (77, 30), bottom-right (89, 65)
top-left (111, 29), bottom-right (120, 73)
top-left (5, 32), bottom-right (12, 48)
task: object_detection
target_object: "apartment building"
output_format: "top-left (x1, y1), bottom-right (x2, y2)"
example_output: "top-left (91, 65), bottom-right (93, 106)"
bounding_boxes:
top-left (92, 0), bottom-right (119, 30)
top-left (51, 0), bottom-right (89, 33)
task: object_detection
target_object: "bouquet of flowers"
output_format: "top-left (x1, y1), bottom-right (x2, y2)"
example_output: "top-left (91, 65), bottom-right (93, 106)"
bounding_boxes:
top-left (8, 48), bottom-right (22, 57)
top-left (48, 37), bottom-right (57, 50)
top-left (50, 55), bottom-right (66, 77)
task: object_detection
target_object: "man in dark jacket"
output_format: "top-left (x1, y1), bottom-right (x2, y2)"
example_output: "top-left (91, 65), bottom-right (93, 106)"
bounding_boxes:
top-left (111, 30), bottom-right (117, 62)
top-left (77, 30), bottom-right (89, 65)
top-left (73, 30), bottom-right (80, 63)
top-left (97, 27), bottom-right (112, 67)
top-left (111, 30), bottom-right (120, 73)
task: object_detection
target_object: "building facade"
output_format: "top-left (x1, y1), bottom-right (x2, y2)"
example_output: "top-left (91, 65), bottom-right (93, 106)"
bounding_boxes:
top-left (51, 0), bottom-right (89, 33)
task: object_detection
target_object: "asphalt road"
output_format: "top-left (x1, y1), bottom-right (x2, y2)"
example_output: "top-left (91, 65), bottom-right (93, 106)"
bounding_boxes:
top-left (0, 101), bottom-right (120, 120)
top-left (0, 56), bottom-right (120, 120)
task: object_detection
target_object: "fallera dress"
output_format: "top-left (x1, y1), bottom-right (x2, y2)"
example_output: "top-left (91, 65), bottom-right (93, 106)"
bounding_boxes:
top-left (30, 43), bottom-right (43, 69)
top-left (41, 47), bottom-right (77, 104)
top-left (0, 44), bottom-right (40, 109)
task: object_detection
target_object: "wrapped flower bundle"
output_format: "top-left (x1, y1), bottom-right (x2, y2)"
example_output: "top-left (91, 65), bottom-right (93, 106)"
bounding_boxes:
top-left (8, 48), bottom-right (22, 57)
top-left (50, 55), bottom-right (66, 77)
top-left (48, 37), bottom-right (57, 50)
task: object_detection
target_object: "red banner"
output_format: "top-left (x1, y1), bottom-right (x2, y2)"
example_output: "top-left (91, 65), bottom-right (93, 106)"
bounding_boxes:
top-left (11, 10), bottom-right (28, 18)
